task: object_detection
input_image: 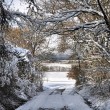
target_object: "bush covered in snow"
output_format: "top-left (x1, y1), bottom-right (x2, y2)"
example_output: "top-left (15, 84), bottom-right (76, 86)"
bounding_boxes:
top-left (0, 43), bottom-right (43, 110)
top-left (77, 85), bottom-right (110, 110)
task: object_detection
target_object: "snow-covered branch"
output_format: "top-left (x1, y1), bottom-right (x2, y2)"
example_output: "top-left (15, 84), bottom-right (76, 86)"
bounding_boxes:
top-left (91, 38), bottom-right (110, 57)
top-left (47, 20), bottom-right (105, 35)
top-left (43, 12), bottom-right (80, 22)
top-left (61, 8), bottom-right (103, 17)
top-left (97, 0), bottom-right (110, 30)
top-left (7, 7), bottom-right (103, 28)
top-left (65, 20), bottom-right (105, 31)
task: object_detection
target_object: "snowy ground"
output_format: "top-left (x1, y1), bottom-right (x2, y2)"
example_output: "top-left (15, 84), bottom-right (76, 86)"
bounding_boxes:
top-left (43, 72), bottom-right (74, 82)
top-left (16, 72), bottom-right (93, 110)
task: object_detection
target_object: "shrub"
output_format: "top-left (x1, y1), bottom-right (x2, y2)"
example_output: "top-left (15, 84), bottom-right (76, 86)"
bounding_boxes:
top-left (67, 65), bottom-right (85, 85)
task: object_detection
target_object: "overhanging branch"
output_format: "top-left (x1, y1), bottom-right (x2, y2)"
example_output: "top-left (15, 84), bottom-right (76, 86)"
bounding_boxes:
top-left (97, 0), bottom-right (110, 30)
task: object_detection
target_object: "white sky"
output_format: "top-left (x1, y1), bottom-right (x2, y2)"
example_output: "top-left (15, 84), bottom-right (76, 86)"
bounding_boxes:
top-left (46, 35), bottom-right (59, 49)
top-left (5, 0), bottom-right (28, 13)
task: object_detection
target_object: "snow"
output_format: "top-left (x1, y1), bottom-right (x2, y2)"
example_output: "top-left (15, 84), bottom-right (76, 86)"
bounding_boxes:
top-left (78, 85), bottom-right (110, 110)
top-left (102, 100), bottom-right (110, 110)
top-left (7, 44), bottom-right (30, 62)
top-left (16, 88), bottom-right (92, 110)
top-left (44, 72), bottom-right (72, 80)
top-left (16, 72), bottom-right (93, 110)
top-left (15, 90), bottom-right (28, 101)
top-left (42, 63), bottom-right (72, 68)
top-left (5, 0), bottom-right (28, 13)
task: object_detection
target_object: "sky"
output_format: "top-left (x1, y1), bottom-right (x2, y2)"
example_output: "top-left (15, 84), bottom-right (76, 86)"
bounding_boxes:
top-left (5, 0), bottom-right (28, 13)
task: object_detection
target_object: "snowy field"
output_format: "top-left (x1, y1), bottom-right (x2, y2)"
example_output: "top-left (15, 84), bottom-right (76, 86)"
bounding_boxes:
top-left (43, 72), bottom-right (75, 89)
top-left (43, 72), bottom-right (75, 90)
top-left (43, 72), bottom-right (74, 81)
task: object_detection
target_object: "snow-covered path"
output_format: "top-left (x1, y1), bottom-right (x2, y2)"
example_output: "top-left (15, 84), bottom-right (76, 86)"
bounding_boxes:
top-left (16, 85), bottom-right (92, 110)
top-left (16, 71), bottom-right (92, 110)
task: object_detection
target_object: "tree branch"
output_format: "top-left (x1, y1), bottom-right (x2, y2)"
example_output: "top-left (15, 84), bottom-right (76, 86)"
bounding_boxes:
top-left (48, 20), bottom-right (105, 35)
top-left (97, 0), bottom-right (110, 30)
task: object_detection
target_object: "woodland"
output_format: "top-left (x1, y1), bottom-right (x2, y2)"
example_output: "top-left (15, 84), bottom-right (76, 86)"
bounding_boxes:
top-left (0, 0), bottom-right (110, 110)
